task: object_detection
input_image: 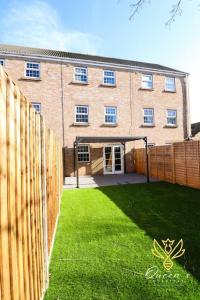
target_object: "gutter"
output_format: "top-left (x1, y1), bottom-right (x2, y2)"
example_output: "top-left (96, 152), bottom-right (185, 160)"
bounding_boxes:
top-left (0, 51), bottom-right (188, 77)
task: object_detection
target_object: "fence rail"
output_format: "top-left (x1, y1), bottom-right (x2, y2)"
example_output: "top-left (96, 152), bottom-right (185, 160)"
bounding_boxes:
top-left (134, 141), bottom-right (200, 189)
top-left (0, 67), bottom-right (63, 300)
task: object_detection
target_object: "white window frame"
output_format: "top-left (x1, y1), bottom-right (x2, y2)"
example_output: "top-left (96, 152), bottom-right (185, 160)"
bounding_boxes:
top-left (147, 143), bottom-right (155, 148)
top-left (75, 105), bottom-right (89, 123)
top-left (143, 108), bottom-right (154, 125)
top-left (0, 59), bottom-right (5, 66)
top-left (104, 106), bottom-right (117, 124)
top-left (74, 67), bottom-right (88, 83)
top-left (103, 70), bottom-right (116, 85)
top-left (166, 109), bottom-right (177, 126)
top-left (165, 77), bottom-right (176, 92)
top-left (142, 74), bottom-right (153, 89)
top-left (78, 144), bottom-right (90, 162)
top-left (25, 61), bottom-right (40, 78)
top-left (32, 102), bottom-right (41, 113)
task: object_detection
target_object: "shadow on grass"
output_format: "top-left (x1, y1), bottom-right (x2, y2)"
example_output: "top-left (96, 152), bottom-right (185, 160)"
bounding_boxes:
top-left (96, 181), bottom-right (200, 281)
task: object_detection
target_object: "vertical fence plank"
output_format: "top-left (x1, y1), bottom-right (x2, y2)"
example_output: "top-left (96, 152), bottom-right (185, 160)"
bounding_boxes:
top-left (14, 85), bottom-right (25, 300)
top-left (25, 102), bottom-right (34, 300)
top-left (6, 78), bottom-right (19, 300)
top-left (20, 95), bottom-right (30, 300)
top-left (41, 118), bottom-right (49, 292)
top-left (0, 68), bottom-right (11, 300)
top-left (29, 107), bottom-right (39, 300)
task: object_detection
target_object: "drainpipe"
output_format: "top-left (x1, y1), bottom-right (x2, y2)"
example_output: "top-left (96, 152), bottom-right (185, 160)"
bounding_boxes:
top-left (60, 62), bottom-right (65, 182)
top-left (184, 74), bottom-right (191, 138)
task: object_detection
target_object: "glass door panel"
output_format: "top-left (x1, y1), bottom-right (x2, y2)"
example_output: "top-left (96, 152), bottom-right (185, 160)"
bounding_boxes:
top-left (104, 146), bottom-right (112, 173)
top-left (114, 146), bottom-right (122, 172)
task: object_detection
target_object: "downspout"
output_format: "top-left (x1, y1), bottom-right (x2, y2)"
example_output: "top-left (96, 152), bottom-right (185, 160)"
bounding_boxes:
top-left (129, 70), bottom-right (133, 135)
top-left (129, 69), bottom-right (135, 173)
top-left (60, 62), bottom-right (65, 182)
top-left (184, 74), bottom-right (191, 138)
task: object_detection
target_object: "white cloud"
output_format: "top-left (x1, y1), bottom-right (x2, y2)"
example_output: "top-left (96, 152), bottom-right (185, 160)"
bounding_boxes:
top-left (0, 0), bottom-right (102, 54)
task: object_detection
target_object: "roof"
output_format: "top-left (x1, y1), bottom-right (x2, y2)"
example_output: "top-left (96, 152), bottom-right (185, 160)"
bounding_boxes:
top-left (0, 44), bottom-right (186, 74)
top-left (76, 136), bottom-right (146, 143)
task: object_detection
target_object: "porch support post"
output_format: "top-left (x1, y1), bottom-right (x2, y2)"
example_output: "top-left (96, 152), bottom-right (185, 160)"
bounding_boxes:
top-left (144, 137), bottom-right (150, 183)
top-left (73, 141), bottom-right (76, 177)
top-left (75, 137), bottom-right (79, 188)
top-left (122, 142), bottom-right (126, 173)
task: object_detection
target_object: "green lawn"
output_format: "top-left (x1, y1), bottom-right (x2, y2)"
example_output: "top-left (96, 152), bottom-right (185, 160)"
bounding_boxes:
top-left (45, 182), bottom-right (200, 300)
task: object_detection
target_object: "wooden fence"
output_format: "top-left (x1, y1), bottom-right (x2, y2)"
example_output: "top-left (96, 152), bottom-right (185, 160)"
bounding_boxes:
top-left (0, 67), bottom-right (63, 300)
top-left (134, 141), bottom-right (200, 189)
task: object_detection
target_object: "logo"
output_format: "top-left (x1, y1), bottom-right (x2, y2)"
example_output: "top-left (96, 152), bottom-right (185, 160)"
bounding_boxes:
top-left (152, 238), bottom-right (185, 270)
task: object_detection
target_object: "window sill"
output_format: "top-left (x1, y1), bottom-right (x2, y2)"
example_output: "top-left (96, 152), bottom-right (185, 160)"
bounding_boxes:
top-left (99, 83), bottom-right (116, 88)
top-left (140, 124), bottom-right (155, 128)
top-left (164, 125), bottom-right (178, 128)
top-left (73, 122), bottom-right (90, 126)
top-left (139, 87), bottom-right (154, 91)
top-left (101, 123), bottom-right (118, 127)
top-left (20, 77), bottom-right (42, 81)
top-left (70, 81), bottom-right (89, 85)
top-left (78, 161), bottom-right (90, 164)
top-left (163, 90), bottom-right (176, 93)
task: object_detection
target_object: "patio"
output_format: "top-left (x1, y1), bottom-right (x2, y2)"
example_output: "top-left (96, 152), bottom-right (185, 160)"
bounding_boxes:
top-left (64, 173), bottom-right (156, 189)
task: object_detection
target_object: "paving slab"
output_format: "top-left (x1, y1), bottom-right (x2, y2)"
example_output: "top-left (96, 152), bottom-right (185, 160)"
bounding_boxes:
top-left (64, 173), bottom-right (158, 189)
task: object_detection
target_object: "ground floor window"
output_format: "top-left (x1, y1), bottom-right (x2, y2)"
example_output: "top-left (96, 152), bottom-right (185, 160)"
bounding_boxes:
top-left (147, 143), bottom-right (155, 148)
top-left (32, 102), bottom-right (41, 113)
top-left (78, 145), bottom-right (90, 162)
top-left (0, 59), bottom-right (4, 66)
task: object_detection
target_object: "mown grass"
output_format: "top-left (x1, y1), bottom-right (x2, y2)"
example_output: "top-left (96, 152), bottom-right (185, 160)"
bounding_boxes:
top-left (45, 182), bottom-right (200, 300)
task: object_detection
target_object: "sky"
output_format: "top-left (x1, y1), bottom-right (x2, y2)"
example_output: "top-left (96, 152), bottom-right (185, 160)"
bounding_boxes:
top-left (0, 0), bottom-right (199, 123)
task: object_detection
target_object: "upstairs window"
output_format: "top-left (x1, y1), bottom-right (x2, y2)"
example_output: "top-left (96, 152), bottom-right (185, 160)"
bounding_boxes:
top-left (143, 108), bottom-right (154, 125)
top-left (78, 145), bottom-right (90, 162)
top-left (25, 62), bottom-right (40, 78)
top-left (75, 105), bottom-right (89, 123)
top-left (167, 109), bottom-right (177, 126)
top-left (74, 67), bottom-right (87, 83)
top-left (165, 77), bottom-right (176, 92)
top-left (104, 106), bottom-right (117, 124)
top-left (142, 74), bottom-right (153, 89)
top-left (103, 70), bottom-right (115, 85)
top-left (0, 59), bottom-right (4, 66)
top-left (32, 102), bottom-right (41, 113)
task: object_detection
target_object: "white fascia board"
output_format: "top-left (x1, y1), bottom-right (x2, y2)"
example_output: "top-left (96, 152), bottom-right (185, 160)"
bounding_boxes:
top-left (0, 52), bottom-right (188, 77)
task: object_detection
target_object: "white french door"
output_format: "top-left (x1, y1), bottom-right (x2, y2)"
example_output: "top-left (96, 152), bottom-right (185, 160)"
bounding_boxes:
top-left (103, 145), bottom-right (124, 174)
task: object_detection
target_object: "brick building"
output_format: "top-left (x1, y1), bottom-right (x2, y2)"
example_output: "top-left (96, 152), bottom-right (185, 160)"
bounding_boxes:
top-left (0, 44), bottom-right (191, 176)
